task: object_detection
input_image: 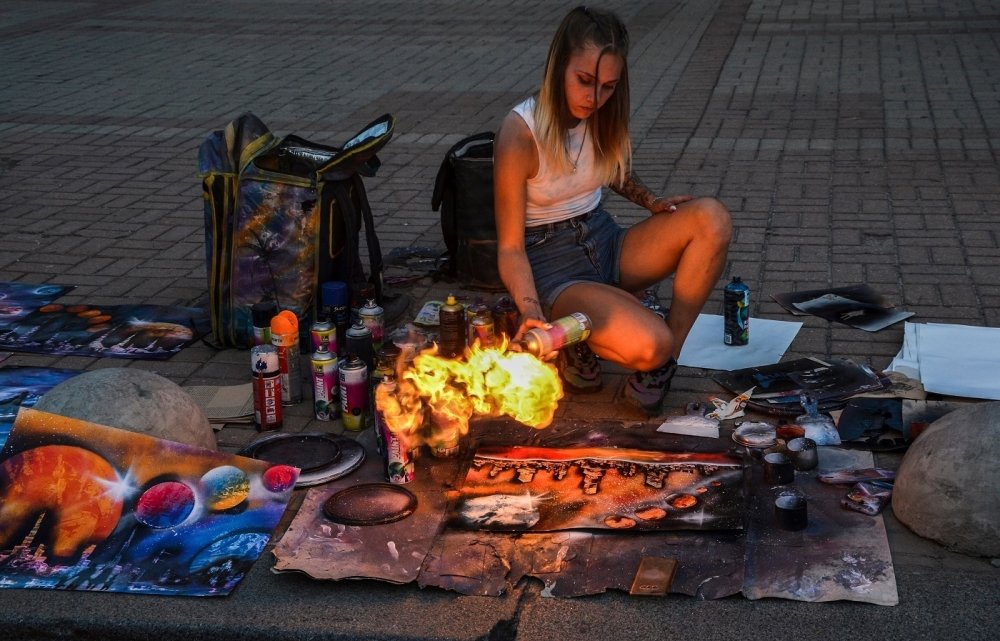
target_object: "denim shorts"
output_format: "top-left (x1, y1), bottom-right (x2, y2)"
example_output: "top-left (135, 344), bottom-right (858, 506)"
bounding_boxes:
top-left (524, 207), bottom-right (628, 313)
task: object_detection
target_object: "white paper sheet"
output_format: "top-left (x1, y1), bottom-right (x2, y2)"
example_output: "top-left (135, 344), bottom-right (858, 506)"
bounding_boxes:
top-left (678, 314), bottom-right (802, 371)
top-left (889, 322), bottom-right (1000, 400)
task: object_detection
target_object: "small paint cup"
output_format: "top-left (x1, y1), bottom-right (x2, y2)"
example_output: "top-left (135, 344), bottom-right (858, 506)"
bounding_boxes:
top-left (774, 492), bottom-right (808, 531)
top-left (763, 452), bottom-right (795, 485)
top-left (787, 437), bottom-right (818, 471)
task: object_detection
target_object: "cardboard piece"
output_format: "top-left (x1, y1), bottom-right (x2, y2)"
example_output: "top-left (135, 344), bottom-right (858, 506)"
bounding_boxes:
top-left (272, 418), bottom-right (897, 604)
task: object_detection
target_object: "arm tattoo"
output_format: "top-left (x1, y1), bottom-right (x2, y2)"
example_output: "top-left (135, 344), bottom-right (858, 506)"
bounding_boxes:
top-left (610, 171), bottom-right (657, 210)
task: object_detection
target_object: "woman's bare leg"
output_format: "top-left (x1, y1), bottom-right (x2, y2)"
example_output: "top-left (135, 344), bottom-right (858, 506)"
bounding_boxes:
top-left (617, 196), bottom-right (732, 361)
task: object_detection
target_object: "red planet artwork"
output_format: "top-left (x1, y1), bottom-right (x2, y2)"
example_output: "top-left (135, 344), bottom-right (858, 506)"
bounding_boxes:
top-left (0, 408), bottom-right (298, 596)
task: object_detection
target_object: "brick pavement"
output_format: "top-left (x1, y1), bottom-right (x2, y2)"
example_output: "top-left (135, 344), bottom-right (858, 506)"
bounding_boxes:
top-left (0, 1), bottom-right (998, 639)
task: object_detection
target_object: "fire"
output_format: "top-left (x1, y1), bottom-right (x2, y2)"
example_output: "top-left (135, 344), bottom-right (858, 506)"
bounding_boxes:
top-left (377, 338), bottom-right (564, 454)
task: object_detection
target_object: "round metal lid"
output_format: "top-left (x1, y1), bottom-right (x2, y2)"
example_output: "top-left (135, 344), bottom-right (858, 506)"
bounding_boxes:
top-left (732, 421), bottom-right (778, 448)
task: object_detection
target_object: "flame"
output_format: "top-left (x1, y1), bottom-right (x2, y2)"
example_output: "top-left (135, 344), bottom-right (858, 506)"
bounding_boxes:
top-left (377, 337), bottom-right (563, 453)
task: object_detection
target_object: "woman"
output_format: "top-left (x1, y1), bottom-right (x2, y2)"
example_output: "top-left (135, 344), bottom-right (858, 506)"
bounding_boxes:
top-left (494, 6), bottom-right (732, 415)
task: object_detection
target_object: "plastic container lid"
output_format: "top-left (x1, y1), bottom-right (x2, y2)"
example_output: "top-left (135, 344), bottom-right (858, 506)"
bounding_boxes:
top-left (270, 309), bottom-right (298, 335)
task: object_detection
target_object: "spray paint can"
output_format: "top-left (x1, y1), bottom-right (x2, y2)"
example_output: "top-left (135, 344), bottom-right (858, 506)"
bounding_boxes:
top-left (520, 312), bottom-right (592, 356)
top-left (310, 343), bottom-right (338, 421)
top-left (351, 282), bottom-right (376, 321)
top-left (251, 301), bottom-right (278, 347)
top-left (358, 299), bottom-right (385, 352)
top-left (724, 276), bottom-right (750, 346)
top-left (492, 295), bottom-right (519, 342)
top-left (465, 297), bottom-right (489, 345)
top-left (438, 294), bottom-right (466, 358)
top-left (372, 342), bottom-right (402, 390)
top-left (470, 312), bottom-right (496, 348)
top-left (339, 355), bottom-right (369, 431)
top-left (251, 344), bottom-right (283, 431)
top-left (310, 316), bottom-right (335, 352)
top-left (345, 321), bottom-right (374, 375)
top-left (271, 310), bottom-right (303, 405)
top-left (375, 377), bottom-right (415, 484)
top-left (321, 281), bottom-right (349, 358)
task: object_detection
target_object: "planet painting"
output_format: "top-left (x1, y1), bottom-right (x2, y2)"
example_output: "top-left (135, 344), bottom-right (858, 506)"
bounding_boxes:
top-left (200, 465), bottom-right (251, 511)
top-left (0, 408), bottom-right (298, 597)
top-left (0, 444), bottom-right (123, 559)
top-left (135, 481), bottom-right (196, 528)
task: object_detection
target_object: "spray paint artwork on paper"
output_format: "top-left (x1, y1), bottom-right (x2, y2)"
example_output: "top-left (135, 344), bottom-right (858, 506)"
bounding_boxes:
top-left (0, 366), bottom-right (82, 449)
top-left (0, 408), bottom-right (298, 596)
top-left (1, 280), bottom-right (208, 359)
top-left (0, 301), bottom-right (208, 360)
top-left (448, 446), bottom-right (744, 532)
top-left (0, 282), bottom-right (75, 320)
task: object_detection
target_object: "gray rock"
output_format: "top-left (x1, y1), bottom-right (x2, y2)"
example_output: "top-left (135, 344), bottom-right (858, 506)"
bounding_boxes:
top-left (892, 401), bottom-right (1000, 557)
top-left (34, 368), bottom-right (217, 451)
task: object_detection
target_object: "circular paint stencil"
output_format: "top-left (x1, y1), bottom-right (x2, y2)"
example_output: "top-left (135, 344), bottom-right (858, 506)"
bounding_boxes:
top-left (244, 433), bottom-right (341, 472)
top-left (239, 433), bottom-right (364, 487)
top-left (322, 483), bottom-right (417, 526)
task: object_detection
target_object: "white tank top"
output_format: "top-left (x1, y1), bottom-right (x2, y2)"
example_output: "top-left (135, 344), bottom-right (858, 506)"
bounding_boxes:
top-left (512, 97), bottom-right (603, 226)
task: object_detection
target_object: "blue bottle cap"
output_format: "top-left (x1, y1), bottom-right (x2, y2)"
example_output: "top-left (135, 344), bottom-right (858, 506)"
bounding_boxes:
top-left (321, 281), bottom-right (349, 306)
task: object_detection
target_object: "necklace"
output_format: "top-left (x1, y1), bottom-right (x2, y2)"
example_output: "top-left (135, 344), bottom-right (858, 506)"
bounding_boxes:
top-left (568, 127), bottom-right (587, 174)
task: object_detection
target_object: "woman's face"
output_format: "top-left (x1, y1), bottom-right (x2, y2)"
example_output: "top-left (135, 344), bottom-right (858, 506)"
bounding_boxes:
top-left (563, 44), bottom-right (623, 121)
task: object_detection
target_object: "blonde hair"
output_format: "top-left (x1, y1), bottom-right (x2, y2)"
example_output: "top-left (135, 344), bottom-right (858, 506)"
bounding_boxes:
top-left (535, 6), bottom-right (631, 187)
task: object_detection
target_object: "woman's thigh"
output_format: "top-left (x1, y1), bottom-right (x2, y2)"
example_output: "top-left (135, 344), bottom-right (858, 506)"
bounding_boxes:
top-left (617, 197), bottom-right (731, 292)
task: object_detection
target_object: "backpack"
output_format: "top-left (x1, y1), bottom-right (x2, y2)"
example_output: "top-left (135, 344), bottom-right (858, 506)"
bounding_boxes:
top-left (431, 132), bottom-right (505, 291)
top-left (199, 112), bottom-right (394, 348)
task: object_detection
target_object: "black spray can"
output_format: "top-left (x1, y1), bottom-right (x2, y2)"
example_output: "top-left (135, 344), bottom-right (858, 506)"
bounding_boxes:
top-left (346, 321), bottom-right (374, 374)
top-left (251, 300), bottom-right (278, 347)
top-left (724, 276), bottom-right (750, 346)
top-left (438, 294), bottom-right (466, 358)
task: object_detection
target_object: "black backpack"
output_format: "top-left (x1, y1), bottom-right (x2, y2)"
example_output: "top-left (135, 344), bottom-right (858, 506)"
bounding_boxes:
top-left (431, 132), bottom-right (505, 291)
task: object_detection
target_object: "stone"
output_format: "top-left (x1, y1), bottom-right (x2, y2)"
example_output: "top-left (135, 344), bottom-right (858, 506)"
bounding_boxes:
top-left (34, 368), bottom-right (217, 451)
top-left (892, 401), bottom-right (1000, 557)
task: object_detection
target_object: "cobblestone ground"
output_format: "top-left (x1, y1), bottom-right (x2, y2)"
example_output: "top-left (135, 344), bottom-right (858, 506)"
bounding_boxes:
top-left (0, 1), bottom-right (997, 639)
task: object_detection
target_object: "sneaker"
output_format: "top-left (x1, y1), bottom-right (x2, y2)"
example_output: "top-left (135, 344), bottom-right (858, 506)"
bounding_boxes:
top-left (624, 358), bottom-right (678, 416)
top-left (558, 342), bottom-right (603, 394)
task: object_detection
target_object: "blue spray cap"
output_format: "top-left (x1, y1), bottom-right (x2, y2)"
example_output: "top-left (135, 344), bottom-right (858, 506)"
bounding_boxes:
top-left (321, 281), bottom-right (349, 306)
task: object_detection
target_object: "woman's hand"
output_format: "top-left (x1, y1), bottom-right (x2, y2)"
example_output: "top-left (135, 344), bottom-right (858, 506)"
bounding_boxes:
top-left (650, 194), bottom-right (695, 215)
top-left (509, 305), bottom-right (559, 361)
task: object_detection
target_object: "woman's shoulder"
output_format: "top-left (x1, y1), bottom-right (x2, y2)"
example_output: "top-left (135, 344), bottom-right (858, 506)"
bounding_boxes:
top-left (497, 111), bottom-right (535, 154)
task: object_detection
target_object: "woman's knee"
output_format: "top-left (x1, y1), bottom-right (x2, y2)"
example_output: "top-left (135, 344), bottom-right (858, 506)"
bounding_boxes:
top-left (619, 325), bottom-right (674, 370)
top-left (693, 197), bottom-right (732, 245)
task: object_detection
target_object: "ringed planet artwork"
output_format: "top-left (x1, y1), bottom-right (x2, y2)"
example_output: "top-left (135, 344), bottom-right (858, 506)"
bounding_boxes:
top-left (0, 408), bottom-right (298, 597)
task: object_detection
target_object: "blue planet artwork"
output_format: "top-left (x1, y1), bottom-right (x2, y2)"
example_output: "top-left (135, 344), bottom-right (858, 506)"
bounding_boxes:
top-left (0, 281), bottom-right (209, 360)
top-left (0, 408), bottom-right (299, 597)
